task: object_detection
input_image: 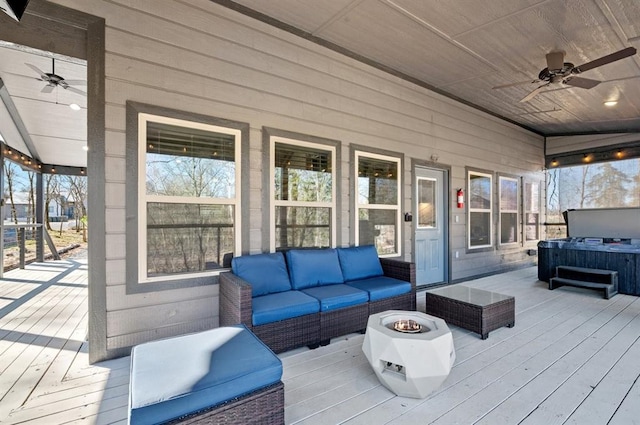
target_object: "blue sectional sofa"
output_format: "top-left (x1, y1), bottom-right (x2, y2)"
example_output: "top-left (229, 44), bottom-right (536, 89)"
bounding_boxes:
top-left (219, 245), bottom-right (416, 353)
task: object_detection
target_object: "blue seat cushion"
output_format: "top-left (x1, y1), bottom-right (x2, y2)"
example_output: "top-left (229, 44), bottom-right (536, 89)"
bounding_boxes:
top-left (337, 245), bottom-right (384, 281)
top-left (346, 276), bottom-right (412, 302)
top-left (252, 290), bottom-right (320, 326)
top-left (231, 252), bottom-right (291, 297)
top-left (302, 284), bottom-right (369, 311)
top-left (129, 325), bottom-right (282, 425)
top-left (286, 249), bottom-right (344, 290)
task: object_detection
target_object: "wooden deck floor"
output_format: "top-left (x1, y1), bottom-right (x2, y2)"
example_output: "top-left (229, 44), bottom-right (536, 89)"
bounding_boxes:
top-left (2, 261), bottom-right (640, 424)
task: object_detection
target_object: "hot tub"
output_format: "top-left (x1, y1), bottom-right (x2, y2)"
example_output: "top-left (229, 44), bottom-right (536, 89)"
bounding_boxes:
top-left (538, 238), bottom-right (640, 295)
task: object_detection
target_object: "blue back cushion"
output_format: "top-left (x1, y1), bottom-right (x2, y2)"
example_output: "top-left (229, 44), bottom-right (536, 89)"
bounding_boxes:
top-left (337, 245), bottom-right (384, 281)
top-left (231, 252), bottom-right (291, 297)
top-left (285, 249), bottom-right (344, 289)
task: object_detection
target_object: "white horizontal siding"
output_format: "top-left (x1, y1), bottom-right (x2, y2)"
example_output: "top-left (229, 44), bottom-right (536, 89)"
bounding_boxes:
top-left (51, 0), bottom-right (544, 352)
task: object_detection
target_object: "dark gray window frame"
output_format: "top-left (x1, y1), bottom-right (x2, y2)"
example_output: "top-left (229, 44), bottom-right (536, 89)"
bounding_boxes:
top-left (126, 102), bottom-right (249, 293)
top-left (262, 127), bottom-right (342, 252)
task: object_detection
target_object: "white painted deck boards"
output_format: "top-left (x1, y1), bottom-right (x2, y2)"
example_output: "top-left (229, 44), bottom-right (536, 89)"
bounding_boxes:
top-left (1, 261), bottom-right (639, 424)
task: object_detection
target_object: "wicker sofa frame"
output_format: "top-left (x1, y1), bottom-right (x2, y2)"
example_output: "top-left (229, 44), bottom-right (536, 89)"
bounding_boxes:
top-left (166, 382), bottom-right (284, 425)
top-left (219, 257), bottom-right (416, 353)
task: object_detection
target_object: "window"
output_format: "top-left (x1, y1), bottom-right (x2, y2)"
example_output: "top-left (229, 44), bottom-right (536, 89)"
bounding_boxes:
top-left (138, 113), bottom-right (241, 281)
top-left (271, 137), bottom-right (336, 250)
top-left (546, 158), bottom-right (640, 238)
top-left (467, 170), bottom-right (492, 249)
top-left (524, 181), bottom-right (540, 241)
top-left (355, 151), bottom-right (401, 256)
top-left (499, 175), bottom-right (519, 245)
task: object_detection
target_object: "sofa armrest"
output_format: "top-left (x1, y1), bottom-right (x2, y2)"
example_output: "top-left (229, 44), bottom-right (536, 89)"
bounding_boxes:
top-left (379, 258), bottom-right (416, 289)
top-left (219, 272), bottom-right (253, 327)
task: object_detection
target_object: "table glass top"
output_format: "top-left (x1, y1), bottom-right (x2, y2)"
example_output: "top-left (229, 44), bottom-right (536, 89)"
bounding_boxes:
top-left (427, 285), bottom-right (513, 306)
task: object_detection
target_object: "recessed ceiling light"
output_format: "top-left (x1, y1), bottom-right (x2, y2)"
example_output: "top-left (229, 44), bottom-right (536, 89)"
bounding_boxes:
top-left (604, 100), bottom-right (618, 107)
top-left (82, 145), bottom-right (89, 151)
top-left (69, 103), bottom-right (81, 111)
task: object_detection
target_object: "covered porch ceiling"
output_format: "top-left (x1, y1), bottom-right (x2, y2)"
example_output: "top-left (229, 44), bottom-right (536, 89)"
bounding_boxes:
top-left (0, 42), bottom-right (86, 171)
top-left (218, 0), bottom-right (640, 136)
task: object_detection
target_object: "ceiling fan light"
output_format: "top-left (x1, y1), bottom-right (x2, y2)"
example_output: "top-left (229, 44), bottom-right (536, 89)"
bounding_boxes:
top-left (69, 103), bottom-right (81, 111)
top-left (604, 100), bottom-right (618, 107)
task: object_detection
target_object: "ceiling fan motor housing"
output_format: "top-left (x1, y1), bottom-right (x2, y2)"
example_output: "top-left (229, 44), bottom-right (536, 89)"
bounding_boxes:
top-left (538, 62), bottom-right (574, 83)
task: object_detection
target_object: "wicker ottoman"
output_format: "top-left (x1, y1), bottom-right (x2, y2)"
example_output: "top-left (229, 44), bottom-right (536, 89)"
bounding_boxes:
top-left (425, 285), bottom-right (515, 339)
top-left (128, 325), bottom-right (284, 424)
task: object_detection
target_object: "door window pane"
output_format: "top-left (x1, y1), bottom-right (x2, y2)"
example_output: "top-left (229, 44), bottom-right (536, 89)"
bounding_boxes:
top-left (417, 178), bottom-right (436, 228)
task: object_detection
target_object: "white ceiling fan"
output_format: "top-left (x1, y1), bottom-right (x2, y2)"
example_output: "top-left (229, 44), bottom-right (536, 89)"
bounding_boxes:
top-left (25, 58), bottom-right (86, 96)
top-left (494, 47), bottom-right (637, 102)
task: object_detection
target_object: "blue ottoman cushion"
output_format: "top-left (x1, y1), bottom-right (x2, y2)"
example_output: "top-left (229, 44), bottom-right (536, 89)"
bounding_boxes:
top-left (302, 284), bottom-right (369, 311)
top-left (286, 249), bottom-right (344, 289)
top-left (252, 290), bottom-right (320, 326)
top-left (231, 252), bottom-right (292, 297)
top-left (346, 276), bottom-right (412, 302)
top-left (129, 325), bottom-right (282, 425)
top-left (337, 245), bottom-right (384, 281)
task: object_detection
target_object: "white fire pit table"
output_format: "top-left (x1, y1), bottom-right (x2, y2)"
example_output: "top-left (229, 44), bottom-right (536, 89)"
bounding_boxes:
top-left (363, 310), bottom-right (455, 398)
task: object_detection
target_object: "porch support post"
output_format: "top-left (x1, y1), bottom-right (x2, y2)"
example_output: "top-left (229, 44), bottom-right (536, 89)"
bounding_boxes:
top-left (36, 172), bottom-right (44, 262)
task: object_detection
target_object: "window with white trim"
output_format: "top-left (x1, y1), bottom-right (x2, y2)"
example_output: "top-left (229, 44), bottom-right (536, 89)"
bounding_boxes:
top-left (270, 137), bottom-right (336, 250)
top-left (499, 175), bottom-right (519, 245)
top-left (138, 113), bottom-right (241, 281)
top-left (467, 170), bottom-right (493, 249)
top-left (524, 181), bottom-right (540, 241)
top-left (355, 151), bottom-right (401, 256)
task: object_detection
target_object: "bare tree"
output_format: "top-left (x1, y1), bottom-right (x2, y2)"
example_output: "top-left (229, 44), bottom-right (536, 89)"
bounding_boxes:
top-left (65, 176), bottom-right (87, 232)
top-left (4, 161), bottom-right (19, 224)
top-left (28, 171), bottom-right (36, 224)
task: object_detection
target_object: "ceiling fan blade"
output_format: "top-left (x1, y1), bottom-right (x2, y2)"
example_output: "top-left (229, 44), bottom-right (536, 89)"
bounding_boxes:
top-left (573, 47), bottom-right (637, 73)
top-left (25, 63), bottom-right (48, 80)
top-left (564, 76), bottom-right (600, 89)
top-left (63, 79), bottom-right (87, 86)
top-left (546, 51), bottom-right (565, 71)
top-left (65, 86), bottom-right (87, 96)
top-left (492, 79), bottom-right (540, 89)
top-left (520, 83), bottom-right (549, 103)
top-left (41, 84), bottom-right (55, 94)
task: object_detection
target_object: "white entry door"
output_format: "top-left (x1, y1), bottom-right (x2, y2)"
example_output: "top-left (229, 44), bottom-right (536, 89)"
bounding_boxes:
top-left (415, 167), bottom-right (446, 285)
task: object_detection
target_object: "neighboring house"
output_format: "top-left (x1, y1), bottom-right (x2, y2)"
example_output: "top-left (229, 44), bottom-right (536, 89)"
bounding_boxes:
top-left (3, 191), bottom-right (79, 222)
top-left (0, 1), bottom-right (635, 364)
top-left (3, 191), bottom-right (30, 222)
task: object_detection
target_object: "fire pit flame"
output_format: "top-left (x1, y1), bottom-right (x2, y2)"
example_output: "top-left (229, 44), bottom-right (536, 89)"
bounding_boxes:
top-left (393, 319), bottom-right (422, 333)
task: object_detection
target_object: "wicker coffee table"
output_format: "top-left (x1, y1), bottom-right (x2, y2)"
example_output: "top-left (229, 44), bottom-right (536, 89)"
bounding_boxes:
top-left (425, 285), bottom-right (515, 339)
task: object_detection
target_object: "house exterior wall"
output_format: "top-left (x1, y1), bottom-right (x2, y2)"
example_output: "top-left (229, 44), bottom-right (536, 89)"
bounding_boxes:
top-left (49, 0), bottom-right (544, 361)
